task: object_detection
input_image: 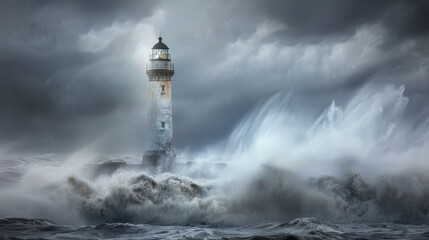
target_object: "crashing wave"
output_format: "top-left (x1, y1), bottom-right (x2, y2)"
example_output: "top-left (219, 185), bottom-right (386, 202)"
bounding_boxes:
top-left (1, 85), bottom-right (429, 226)
top-left (62, 172), bottom-right (219, 224)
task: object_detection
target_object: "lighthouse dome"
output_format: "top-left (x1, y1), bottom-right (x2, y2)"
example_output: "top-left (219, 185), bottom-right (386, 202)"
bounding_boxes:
top-left (152, 37), bottom-right (169, 49)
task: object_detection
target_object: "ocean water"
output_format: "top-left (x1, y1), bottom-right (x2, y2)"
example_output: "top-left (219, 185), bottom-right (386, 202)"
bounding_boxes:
top-left (1, 217), bottom-right (429, 240)
top-left (1, 85), bottom-right (429, 239)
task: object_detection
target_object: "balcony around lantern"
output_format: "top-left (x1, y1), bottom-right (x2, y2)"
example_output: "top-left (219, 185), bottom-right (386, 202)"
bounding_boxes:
top-left (146, 62), bottom-right (174, 71)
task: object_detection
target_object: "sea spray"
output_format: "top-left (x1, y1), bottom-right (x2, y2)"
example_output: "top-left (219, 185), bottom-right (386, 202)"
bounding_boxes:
top-left (0, 84), bottom-right (429, 225)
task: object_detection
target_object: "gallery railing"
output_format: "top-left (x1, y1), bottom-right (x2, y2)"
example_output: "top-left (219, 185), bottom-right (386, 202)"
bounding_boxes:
top-left (146, 63), bottom-right (174, 71)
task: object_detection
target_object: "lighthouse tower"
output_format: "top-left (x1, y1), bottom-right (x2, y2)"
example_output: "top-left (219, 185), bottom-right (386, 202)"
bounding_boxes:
top-left (143, 36), bottom-right (175, 168)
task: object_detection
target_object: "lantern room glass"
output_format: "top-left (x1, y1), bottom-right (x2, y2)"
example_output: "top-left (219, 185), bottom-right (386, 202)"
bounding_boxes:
top-left (151, 49), bottom-right (170, 60)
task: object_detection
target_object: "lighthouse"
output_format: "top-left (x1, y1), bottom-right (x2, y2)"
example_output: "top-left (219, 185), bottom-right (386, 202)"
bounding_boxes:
top-left (143, 36), bottom-right (175, 169)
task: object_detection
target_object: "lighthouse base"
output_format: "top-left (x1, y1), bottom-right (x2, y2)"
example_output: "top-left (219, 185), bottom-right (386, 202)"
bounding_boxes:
top-left (142, 150), bottom-right (175, 172)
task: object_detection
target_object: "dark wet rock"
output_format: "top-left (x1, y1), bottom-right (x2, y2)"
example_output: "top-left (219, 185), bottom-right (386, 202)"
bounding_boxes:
top-left (345, 173), bottom-right (376, 202)
top-left (309, 173), bottom-right (376, 218)
top-left (68, 176), bottom-right (94, 198)
top-left (128, 174), bottom-right (206, 204)
top-left (131, 174), bottom-right (160, 203)
top-left (376, 173), bottom-right (429, 223)
top-left (132, 174), bottom-right (158, 188)
top-left (159, 176), bottom-right (205, 200)
top-left (310, 173), bottom-right (375, 202)
top-left (311, 176), bottom-right (348, 200)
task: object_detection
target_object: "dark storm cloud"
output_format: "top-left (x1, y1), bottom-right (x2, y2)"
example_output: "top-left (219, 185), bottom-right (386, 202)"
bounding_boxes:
top-left (247, 0), bottom-right (392, 39)
top-left (241, 0), bottom-right (429, 43)
top-left (381, 1), bottom-right (429, 41)
top-left (0, 0), bottom-right (428, 153)
top-left (0, 0), bottom-right (160, 152)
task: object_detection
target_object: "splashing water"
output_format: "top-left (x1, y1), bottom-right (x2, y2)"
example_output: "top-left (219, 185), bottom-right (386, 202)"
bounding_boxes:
top-left (1, 84), bottom-right (429, 228)
top-left (226, 84), bottom-right (413, 179)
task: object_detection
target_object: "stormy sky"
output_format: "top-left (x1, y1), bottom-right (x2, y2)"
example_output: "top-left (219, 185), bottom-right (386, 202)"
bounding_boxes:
top-left (0, 0), bottom-right (428, 154)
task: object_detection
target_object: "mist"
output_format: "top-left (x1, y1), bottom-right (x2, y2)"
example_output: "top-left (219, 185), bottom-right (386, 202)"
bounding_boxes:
top-left (1, 82), bottom-right (429, 225)
top-left (1, 2), bottom-right (429, 238)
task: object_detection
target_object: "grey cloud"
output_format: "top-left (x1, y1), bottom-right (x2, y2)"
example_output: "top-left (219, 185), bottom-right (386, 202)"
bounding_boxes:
top-left (0, 0), bottom-right (428, 153)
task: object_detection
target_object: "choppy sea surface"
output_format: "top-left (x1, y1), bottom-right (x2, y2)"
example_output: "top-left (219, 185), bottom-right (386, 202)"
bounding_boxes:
top-left (1, 217), bottom-right (429, 240)
top-left (1, 153), bottom-right (429, 240)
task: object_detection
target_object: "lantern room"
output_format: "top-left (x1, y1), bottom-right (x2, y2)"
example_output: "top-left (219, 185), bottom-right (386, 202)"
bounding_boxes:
top-left (150, 37), bottom-right (170, 60)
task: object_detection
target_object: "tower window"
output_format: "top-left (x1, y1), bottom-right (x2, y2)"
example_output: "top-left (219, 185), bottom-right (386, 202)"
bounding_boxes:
top-left (161, 85), bottom-right (165, 92)
top-left (161, 121), bottom-right (165, 128)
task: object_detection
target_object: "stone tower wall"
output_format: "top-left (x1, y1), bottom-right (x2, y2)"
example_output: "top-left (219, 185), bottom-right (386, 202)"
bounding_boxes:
top-left (148, 79), bottom-right (173, 152)
top-left (146, 69), bottom-right (174, 154)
